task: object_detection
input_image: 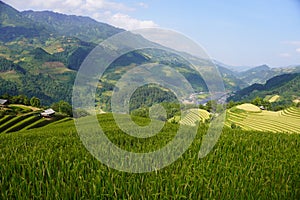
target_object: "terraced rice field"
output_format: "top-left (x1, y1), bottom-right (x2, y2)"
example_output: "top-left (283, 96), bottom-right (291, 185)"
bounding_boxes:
top-left (0, 114), bottom-right (70, 133)
top-left (226, 105), bottom-right (300, 133)
top-left (236, 103), bottom-right (261, 112)
top-left (1, 113), bottom-right (300, 199)
top-left (268, 95), bottom-right (280, 103)
top-left (180, 109), bottom-right (210, 126)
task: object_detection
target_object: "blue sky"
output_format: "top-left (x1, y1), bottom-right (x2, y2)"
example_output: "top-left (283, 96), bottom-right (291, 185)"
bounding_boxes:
top-left (4, 0), bottom-right (300, 67)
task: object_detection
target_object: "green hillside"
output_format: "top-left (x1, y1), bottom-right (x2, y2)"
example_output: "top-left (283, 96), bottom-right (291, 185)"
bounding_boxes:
top-left (229, 73), bottom-right (300, 105)
top-left (0, 1), bottom-right (117, 104)
top-left (22, 10), bottom-right (123, 44)
top-left (0, 1), bottom-right (248, 107)
top-left (0, 113), bottom-right (299, 199)
top-left (0, 113), bottom-right (68, 133)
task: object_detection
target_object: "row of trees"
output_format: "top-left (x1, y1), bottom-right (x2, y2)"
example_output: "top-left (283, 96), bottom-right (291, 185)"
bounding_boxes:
top-left (1, 94), bottom-right (41, 107)
top-left (199, 96), bottom-right (298, 115)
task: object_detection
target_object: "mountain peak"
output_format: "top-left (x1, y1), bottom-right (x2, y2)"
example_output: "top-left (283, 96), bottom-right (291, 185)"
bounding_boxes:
top-left (22, 10), bottom-right (123, 43)
top-left (253, 64), bottom-right (270, 71)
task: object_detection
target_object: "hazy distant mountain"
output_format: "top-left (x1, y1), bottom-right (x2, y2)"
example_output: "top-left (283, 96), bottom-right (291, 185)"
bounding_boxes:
top-left (229, 73), bottom-right (300, 103)
top-left (213, 60), bottom-right (253, 73)
top-left (237, 64), bottom-right (300, 85)
top-left (216, 65), bottom-right (248, 90)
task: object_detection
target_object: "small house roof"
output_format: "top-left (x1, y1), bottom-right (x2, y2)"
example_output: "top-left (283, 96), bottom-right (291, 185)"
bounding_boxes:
top-left (41, 108), bottom-right (55, 115)
top-left (0, 99), bottom-right (8, 105)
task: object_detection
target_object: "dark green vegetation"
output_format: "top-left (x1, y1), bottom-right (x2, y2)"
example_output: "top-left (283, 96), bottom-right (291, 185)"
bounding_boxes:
top-left (0, 1), bottom-right (120, 105)
top-left (229, 73), bottom-right (300, 109)
top-left (0, 113), bottom-right (299, 199)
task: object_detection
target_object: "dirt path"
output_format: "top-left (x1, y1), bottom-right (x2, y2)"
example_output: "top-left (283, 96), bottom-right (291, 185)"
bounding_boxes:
top-left (9, 104), bottom-right (41, 111)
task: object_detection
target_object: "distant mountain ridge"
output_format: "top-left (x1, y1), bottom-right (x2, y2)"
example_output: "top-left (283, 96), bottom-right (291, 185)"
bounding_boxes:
top-left (22, 10), bottom-right (123, 43)
top-left (229, 73), bottom-right (300, 104)
top-left (235, 64), bottom-right (300, 85)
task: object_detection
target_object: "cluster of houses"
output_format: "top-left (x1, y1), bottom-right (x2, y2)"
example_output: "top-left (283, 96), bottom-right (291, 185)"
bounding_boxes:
top-left (0, 99), bottom-right (55, 117)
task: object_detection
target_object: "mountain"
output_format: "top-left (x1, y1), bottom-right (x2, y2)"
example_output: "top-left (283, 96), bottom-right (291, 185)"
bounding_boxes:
top-left (0, 1), bottom-right (123, 104)
top-left (0, 1), bottom-right (249, 107)
top-left (0, 1), bottom-right (50, 42)
top-left (22, 10), bottom-right (123, 44)
top-left (228, 73), bottom-right (300, 105)
top-left (213, 60), bottom-right (253, 73)
top-left (216, 66), bottom-right (248, 90)
top-left (236, 64), bottom-right (300, 85)
top-left (238, 64), bottom-right (272, 85)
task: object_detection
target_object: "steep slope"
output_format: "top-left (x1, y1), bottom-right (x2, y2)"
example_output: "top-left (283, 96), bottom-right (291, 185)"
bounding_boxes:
top-left (217, 66), bottom-right (248, 90)
top-left (0, 1), bottom-right (49, 42)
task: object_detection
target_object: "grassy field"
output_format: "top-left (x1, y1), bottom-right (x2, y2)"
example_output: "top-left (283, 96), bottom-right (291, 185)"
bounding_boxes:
top-left (226, 104), bottom-right (300, 133)
top-left (0, 113), bottom-right (299, 199)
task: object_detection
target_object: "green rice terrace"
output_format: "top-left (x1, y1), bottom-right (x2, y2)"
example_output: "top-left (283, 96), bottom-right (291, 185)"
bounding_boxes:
top-left (0, 104), bottom-right (71, 133)
top-left (179, 108), bottom-right (210, 126)
top-left (226, 103), bottom-right (300, 133)
top-left (0, 110), bottom-right (300, 198)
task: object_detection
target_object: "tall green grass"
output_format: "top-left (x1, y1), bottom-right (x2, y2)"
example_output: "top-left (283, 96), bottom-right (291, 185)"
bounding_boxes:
top-left (0, 113), bottom-right (299, 199)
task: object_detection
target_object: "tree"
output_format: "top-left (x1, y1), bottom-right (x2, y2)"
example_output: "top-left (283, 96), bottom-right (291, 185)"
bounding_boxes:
top-left (30, 97), bottom-right (40, 107)
top-left (58, 101), bottom-right (72, 116)
top-left (227, 100), bottom-right (237, 109)
top-left (205, 100), bottom-right (217, 112)
top-left (52, 100), bottom-right (73, 116)
top-left (252, 97), bottom-right (263, 106)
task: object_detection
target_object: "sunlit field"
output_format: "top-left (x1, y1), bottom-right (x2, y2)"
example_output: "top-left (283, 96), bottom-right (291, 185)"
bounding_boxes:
top-left (0, 114), bottom-right (299, 199)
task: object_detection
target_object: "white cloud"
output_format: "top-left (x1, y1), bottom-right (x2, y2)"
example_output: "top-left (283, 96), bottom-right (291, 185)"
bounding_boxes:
top-left (107, 13), bottom-right (158, 30)
top-left (3, 0), bottom-right (157, 30)
top-left (296, 48), bottom-right (300, 53)
top-left (279, 53), bottom-right (291, 58)
top-left (4, 0), bottom-right (132, 12)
